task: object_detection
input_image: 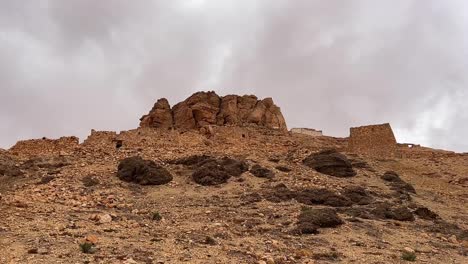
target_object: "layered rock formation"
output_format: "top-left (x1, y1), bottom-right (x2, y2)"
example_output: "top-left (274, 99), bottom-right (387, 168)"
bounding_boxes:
top-left (140, 91), bottom-right (287, 131)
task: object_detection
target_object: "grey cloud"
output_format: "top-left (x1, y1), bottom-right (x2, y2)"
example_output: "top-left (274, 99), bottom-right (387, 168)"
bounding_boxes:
top-left (0, 0), bottom-right (467, 152)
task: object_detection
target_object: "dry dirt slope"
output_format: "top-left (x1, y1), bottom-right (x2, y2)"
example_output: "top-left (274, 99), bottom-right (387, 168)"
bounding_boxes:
top-left (0, 126), bottom-right (467, 264)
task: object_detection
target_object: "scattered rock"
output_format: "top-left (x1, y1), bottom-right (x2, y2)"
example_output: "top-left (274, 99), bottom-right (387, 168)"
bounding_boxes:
top-left (296, 208), bottom-right (343, 235)
top-left (403, 247), bottom-right (415, 254)
top-left (296, 188), bottom-right (353, 207)
top-left (250, 165), bottom-right (275, 179)
top-left (428, 221), bottom-right (468, 241)
top-left (381, 171), bottom-right (416, 194)
top-left (303, 150), bottom-right (356, 177)
top-left (341, 186), bottom-right (374, 205)
top-left (99, 214), bottom-right (112, 224)
top-left (0, 156), bottom-right (23, 177)
top-left (192, 162), bottom-right (231, 186)
top-left (82, 175), bottom-right (100, 187)
top-left (27, 248), bottom-right (39, 254)
top-left (203, 236), bottom-right (217, 245)
top-left (173, 155), bottom-right (248, 186)
top-left (90, 214), bottom-right (113, 224)
top-left (117, 156), bottom-right (173, 185)
top-left (414, 207), bottom-right (439, 220)
top-left (85, 235), bottom-right (99, 244)
top-left (372, 204), bottom-right (415, 221)
top-left (275, 166), bottom-right (291, 172)
top-left (38, 176), bottom-right (55, 185)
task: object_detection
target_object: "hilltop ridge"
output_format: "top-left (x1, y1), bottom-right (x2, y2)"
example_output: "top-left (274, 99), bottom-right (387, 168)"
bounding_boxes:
top-left (139, 91), bottom-right (288, 131)
top-left (0, 92), bottom-right (467, 263)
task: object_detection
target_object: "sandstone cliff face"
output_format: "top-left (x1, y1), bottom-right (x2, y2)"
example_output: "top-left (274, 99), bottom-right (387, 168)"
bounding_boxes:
top-left (139, 98), bottom-right (173, 129)
top-left (140, 91), bottom-right (287, 131)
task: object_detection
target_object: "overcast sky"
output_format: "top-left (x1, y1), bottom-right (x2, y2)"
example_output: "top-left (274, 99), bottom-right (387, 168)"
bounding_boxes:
top-left (1, 0), bottom-right (468, 152)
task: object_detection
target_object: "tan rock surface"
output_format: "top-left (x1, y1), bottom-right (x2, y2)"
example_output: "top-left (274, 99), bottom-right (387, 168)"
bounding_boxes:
top-left (139, 98), bottom-right (173, 129)
top-left (140, 91), bottom-right (288, 131)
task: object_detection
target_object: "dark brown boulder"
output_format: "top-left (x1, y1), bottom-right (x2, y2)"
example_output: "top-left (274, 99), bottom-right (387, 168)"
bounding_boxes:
top-left (414, 207), bottom-right (439, 220)
top-left (341, 186), bottom-right (374, 205)
top-left (371, 203), bottom-right (415, 221)
top-left (191, 157), bottom-right (248, 186)
top-left (381, 171), bottom-right (416, 194)
top-left (117, 156), bottom-right (173, 185)
top-left (296, 208), bottom-right (343, 234)
top-left (303, 150), bottom-right (356, 177)
top-left (250, 164), bottom-right (275, 179)
top-left (296, 188), bottom-right (353, 207)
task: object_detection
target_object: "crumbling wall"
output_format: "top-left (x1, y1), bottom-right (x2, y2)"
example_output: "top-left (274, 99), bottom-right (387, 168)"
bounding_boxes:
top-left (348, 123), bottom-right (398, 158)
top-left (291, 128), bottom-right (323, 137)
top-left (9, 136), bottom-right (79, 157)
top-left (82, 130), bottom-right (118, 149)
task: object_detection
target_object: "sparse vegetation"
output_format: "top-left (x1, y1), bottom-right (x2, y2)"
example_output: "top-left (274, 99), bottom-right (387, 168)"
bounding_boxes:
top-left (79, 242), bottom-right (95, 254)
top-left (401, 251), bottom-right (416, 261)
top-left (152, 211), bottom-right (162, 221)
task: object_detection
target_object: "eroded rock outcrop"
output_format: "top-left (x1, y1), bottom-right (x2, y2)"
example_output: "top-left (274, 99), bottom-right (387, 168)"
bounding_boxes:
top-left (139, 98), bottom-right (173, 129)
top-left (117, 156), bottom-right (173, 185)
top-left (303, 149), bottom-right (356, 177)
top-left (139, 91), bottom-right (287, 131)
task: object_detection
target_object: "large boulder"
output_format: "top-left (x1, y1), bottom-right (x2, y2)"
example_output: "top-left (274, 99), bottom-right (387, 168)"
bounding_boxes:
top-left (172, 155), bottom-right (248, 186)
top-left (140, 91), bottom-right (288, 131)
top-left (192, 157), bottom-right (249, 186)
top-left (296, 208), bottom-right (343, 234)
top-left (381, 171), bottom-right (416, 194)
top-left (303, 150), bottom-right (356, 177)
top-left (117, 156), bottom-right (173, 185)
top-left (250, 164), bottom-right (275, 179)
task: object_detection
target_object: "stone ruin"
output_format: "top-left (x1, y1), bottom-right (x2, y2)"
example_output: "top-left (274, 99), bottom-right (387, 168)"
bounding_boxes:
top-left (291, 128), bottom-right (323, 137)
top-left (139, 91), bottom-right (288, 131)
top-left (348, 123), bottom-right (398, 158)
top-left (82, 130), bottom-right (119, 150)
top-left (9, 136), bottom-right (80, 157)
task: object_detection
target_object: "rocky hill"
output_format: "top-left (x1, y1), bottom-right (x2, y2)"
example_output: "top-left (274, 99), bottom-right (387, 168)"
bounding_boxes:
top-left (0, 92), bottom-right (467, 264)
top-left (139, 91), bottom-right (287, 131)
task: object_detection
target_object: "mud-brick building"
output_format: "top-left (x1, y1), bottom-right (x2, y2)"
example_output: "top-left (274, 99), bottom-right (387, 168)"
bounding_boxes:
top-left (348, 123), bottom-right (398, 158)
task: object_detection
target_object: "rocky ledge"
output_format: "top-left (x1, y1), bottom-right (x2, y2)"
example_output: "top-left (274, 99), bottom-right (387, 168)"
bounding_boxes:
top-left (139, 91), bottom-right (287, 131)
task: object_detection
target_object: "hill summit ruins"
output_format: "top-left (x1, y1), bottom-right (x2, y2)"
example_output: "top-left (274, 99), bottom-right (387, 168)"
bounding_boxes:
top-left (10, 91), bottom-right (416, 159)
top-left (1, 91), bottom-right (467, 263)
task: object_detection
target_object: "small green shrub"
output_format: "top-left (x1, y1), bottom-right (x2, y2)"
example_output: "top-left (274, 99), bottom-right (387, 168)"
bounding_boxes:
top-left (401, 251), bottom-right (416, 261)
top-left (152, 212), bottom-right (162, 221)
top-left (79, 242), bottom-right (95, 254)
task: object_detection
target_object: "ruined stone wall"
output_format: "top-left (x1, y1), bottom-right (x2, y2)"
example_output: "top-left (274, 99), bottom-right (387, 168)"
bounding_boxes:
top-left (9, 136), bottom-right (79, 157)
top-left (291, 128), bottom-right (323, 137)
top-left (348, 123), bottom-right (398, 158)
top-left (398, 145), bottom-right (458, 159)
top-left (82, 130), bottom-right (118, 149)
